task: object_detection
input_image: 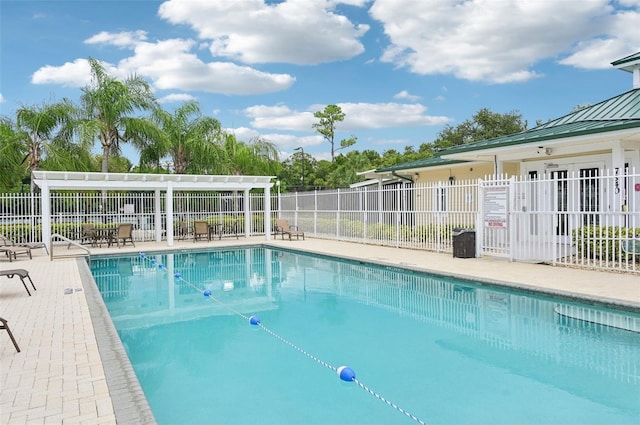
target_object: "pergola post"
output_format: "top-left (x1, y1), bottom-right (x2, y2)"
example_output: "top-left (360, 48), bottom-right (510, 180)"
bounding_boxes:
top-left (41, 185), bottom-right (51, 251)
top-left (154, 189), bottom-right (162, 242)
top-left (264, 185), bottom-right (272, 240)
top-left (166, 183), bottom-right (174, 246)
top-left (243, 189), bottom-right (251, 239)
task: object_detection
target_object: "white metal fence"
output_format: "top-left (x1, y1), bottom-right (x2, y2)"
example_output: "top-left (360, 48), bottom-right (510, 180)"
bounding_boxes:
top-left (0, 191), bottom-right (269, 243)
top-left (1, 170), bottom-right (638, 273)
top-left (278, 169), bottom-right (639, 274)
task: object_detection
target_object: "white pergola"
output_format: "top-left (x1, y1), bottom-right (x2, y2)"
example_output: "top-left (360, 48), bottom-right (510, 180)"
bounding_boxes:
top-left (32, 171), bottom-right (276, 250)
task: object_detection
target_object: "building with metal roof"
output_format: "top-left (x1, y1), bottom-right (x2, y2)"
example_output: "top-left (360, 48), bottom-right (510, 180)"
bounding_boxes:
top-left (367, 52), bottom-right (640, 185)
top-left (359, 52), bottom-right (639, 260)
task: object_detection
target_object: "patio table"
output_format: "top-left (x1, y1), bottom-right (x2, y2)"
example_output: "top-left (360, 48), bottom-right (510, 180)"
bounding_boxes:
top-left (92, 225), bottom-right (117, 247)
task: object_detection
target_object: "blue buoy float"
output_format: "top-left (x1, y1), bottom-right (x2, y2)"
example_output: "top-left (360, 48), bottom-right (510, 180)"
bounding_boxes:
top-left (140, 253), bottom-right (146, 258)
top-left (158, 263), bottom-right (164, 269)
top-left (174, 272), bottom-right (182, 279)
top-left (203, 289), bottom-right (212, 297)
top-left (337, 366), bottom-right (356, 382)
top-left (249, 315), bottom-right (261, 325)
top-left (151, 258), bottom-right (156, 265)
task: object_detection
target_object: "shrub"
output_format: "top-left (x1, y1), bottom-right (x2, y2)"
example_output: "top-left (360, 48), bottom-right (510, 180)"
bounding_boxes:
top-left (572, 225), bottom-right (640, 261)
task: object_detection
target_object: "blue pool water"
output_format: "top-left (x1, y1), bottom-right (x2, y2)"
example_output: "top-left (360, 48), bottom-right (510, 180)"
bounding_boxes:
top-left (90, 247), bottom-right (640, 425)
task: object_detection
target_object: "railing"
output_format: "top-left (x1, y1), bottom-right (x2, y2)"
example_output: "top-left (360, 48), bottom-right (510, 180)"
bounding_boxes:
top-left (50, 233), bottom-right (91, 261)
top-left (277, 170), bottom-right (639, 274)
top-left (1, 169), bottom-right (638, 274)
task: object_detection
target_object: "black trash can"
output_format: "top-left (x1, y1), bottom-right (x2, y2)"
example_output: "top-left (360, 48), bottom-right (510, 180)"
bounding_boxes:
top-left (452, 228), bottom-right (476, 258)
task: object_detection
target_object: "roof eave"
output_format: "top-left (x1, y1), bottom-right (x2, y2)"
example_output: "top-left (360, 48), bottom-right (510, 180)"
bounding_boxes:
top-left (439, 121), bottom-right (640, 158)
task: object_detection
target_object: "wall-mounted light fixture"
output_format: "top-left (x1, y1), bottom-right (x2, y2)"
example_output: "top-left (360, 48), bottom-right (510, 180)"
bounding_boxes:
top-left (537, 146), bottom-right (552, 156)
top-left (449, 176), bottom-right (455, 184)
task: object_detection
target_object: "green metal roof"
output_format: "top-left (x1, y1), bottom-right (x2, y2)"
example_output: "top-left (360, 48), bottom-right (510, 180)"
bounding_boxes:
top-left (373, 86), bottom-right (640, 173)
top-left (434, 88), bottom-right (640, 156)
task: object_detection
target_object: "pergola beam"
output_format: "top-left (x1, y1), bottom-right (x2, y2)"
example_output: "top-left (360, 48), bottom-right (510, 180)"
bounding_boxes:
top-left (32, 171), bottom-right (276, 251)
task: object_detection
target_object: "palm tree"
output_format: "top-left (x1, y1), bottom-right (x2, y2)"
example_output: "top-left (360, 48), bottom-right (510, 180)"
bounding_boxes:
top-left (0, 117), bottom-right (27, 191)
top-left (13, 99), bottom-right (92, 190)
top-left (78, 57), bottom-right (157, 172)
top-left (147, 100), bottom-right (223, 174)
top-left (14, 100), bottom-right (80, 170)
top-left (217, 134), bottom-right (280, 175)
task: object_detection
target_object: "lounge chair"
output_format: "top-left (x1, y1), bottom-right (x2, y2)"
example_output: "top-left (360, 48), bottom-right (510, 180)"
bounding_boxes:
top-left (175, 220), bottom-right (189, 241)
top-left (193, 221), bottom-right (210, 242)
top-left (0, 234), bottom-right (48, 255)
top-left (275, 219), bottom-right (305, 241)
top-left (114, 223), bottom-right (135, 248)
top-left (0, 268), bottom-right (37, 296)
top-left (0, 317), bottom-right (20, 352)
top-left (81, 223), bottom-right (98, 246)
top-left (0, 245), bottom-right (32, 262)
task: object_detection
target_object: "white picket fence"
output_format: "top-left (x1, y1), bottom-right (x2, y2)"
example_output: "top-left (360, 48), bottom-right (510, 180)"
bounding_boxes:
top-left (0, 170), bottom-right (638, 273)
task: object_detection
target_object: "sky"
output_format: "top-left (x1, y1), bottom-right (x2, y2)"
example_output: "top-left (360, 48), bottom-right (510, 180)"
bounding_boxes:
top-left (1, 0), bottom-right (639, 164)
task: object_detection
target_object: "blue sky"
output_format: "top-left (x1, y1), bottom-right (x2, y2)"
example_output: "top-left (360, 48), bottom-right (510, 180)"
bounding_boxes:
top-left (1, 0), bottom-right (639, 163)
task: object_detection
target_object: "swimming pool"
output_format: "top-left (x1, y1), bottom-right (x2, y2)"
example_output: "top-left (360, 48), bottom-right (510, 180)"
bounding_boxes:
top-left (90, 247), bottom-right (640, 425)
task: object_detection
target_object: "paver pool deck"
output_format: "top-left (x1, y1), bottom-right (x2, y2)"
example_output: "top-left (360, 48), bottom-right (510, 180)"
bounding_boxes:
top-left (1, 237), bottom-right (639, 424)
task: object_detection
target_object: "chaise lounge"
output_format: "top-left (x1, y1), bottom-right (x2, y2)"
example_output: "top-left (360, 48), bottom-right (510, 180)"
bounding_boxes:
top-left (0, 268), bottom-right (37, 296)
top-left (275, 219), bottom-right (305, 241)
top-left (114, 223), bottom-right (135, 248)
top-left (0, 245), bottom-right (32, 262)
top-left (1, 234), bottom-right (48, 255)
top-left (0, 317), bottom-right (20, 352)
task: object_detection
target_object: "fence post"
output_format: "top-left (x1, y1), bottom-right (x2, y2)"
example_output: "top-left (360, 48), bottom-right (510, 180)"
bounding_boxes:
top-left (263, 187), bottom-right (271, 240)
top-left (508, 176), bottom-right (516, 262)
top-left (166, 183), bottom-right (174, 246)
top-left (41, 187), bottom-right (51, 251)
top-left (314, 190), bottom-right (318, 235)
top-left (155, 189), bottom-right (162, 242)
top-left (476, 178), bottom-right (483, 257)
top-left (336, 188), bottom-right (340, 239)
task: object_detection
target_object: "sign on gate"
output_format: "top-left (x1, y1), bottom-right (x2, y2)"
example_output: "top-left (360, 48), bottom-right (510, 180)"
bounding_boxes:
top-left (483, 186), bottom-right (509, 228)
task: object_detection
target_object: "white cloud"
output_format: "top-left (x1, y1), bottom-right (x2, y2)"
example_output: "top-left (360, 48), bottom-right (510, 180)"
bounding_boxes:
top-left (559, 9), bottom-right (640, 69)
top-left (261, 133), bottom-right (323, 150)
top-left (157, 93), bottom-right (196, 104)
top-left (32, 34), bottom-right (296, 95)
top-left (336, 102), bottom-right (450, 130)
top-left (225, 126), bottom-right (323, 150)
top-left (158, 0), bottom-right (369, 65)
top-left (244, 102), bottom-right (451, 133)
top-left (244, 105), bottom-right (315, 131)
top-left (121, 38), bottom-right (297, 95)
top-left (0, 93), bottom-right (4, 103)
top-left (369, 0), bottom-right (639, 83)
top-left (225, 127), bottom-right (261, 143)
top-left (85, 30), bottom-right (148, 48)
top-left (31, 58), bottom-right (93, 87)
top-left (394, 90), bottom-right (420, 102)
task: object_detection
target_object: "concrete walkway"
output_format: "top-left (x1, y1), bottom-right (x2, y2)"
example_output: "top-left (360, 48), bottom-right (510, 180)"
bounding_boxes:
top-left (1, 238), bottom-right (638, 424)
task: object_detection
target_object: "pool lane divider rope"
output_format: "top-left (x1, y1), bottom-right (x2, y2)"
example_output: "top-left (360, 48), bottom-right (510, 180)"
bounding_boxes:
top-left (139, 252), bottom-right (428, 425)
